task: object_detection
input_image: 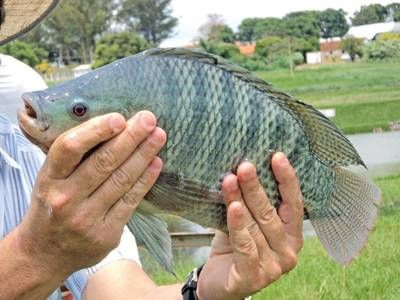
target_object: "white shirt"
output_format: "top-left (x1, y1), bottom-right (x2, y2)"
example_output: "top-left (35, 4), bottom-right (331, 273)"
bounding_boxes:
top-left (0, 54), bottom-right (48, 124)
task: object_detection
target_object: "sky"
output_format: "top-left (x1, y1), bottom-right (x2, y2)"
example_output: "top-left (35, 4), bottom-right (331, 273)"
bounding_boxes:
top-left (161, 0), bottom-right (396, 47)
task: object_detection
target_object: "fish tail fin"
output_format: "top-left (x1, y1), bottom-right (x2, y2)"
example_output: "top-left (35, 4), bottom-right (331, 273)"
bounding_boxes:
top-left (127, 207), bottom-right (174, 273)
top-left (309, 166), bottom-right (381, 265)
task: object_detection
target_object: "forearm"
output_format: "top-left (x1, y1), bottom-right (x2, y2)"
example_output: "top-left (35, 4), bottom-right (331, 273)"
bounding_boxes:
top-left (0, 228), bottom-right (65, 299)
top-left (141, 284), bottom-right (182, 300)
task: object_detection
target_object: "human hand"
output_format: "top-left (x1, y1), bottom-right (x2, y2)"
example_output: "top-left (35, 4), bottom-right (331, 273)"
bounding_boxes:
top-left (197, 153), bottom-right (304, 300)
top-left (15, 111), bottom-right (166, 280)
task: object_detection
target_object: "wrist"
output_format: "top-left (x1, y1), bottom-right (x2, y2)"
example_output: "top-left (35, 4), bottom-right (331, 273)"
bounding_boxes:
top-left (13, 224), bottom-right (69, 283)
top-left (0, 228), bottom-right (66, 299)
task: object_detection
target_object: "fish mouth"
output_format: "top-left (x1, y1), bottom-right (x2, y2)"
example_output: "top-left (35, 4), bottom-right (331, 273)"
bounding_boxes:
top-left (18, 94), bottom-right (51, 152)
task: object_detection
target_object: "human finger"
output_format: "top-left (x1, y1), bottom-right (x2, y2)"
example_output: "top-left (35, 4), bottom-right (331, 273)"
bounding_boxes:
top-left (271, 152), bottom-right (304, 247)
top-left (236, 162), bottom-right (288, 256)
top-left (222, 173), bottom-right (271, 261)
top-left (45, 113), bottom-right (126, 179)
top-left (67, 111), bottom-right (157, 198)
top-left (86, 127), bottom-right (166, 216)
top-left (227, 201), bottom-right (259, 278)
top-left (105, 156), bottom-right (163, 224)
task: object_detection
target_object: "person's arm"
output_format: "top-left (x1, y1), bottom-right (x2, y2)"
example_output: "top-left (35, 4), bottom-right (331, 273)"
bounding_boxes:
top-left (83, 152), bottom-right (303, 300)
top-left (0, 111), bottom-right (166, 299)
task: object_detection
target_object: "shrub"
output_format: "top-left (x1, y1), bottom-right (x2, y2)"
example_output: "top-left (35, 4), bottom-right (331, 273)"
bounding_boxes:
top-left (93, 32), bottom-right (149, 68)
top-left (363, 40), bottom-right (400, 61)
top-left (0, 41), bottom-right (47, 67)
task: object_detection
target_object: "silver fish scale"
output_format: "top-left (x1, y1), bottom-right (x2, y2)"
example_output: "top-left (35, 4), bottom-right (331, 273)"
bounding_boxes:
top-left (87, 54), bottom-right (335, 228)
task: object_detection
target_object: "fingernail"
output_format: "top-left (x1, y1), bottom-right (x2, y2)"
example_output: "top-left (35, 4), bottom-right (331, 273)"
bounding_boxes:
top-left (278, 153), bottom-right (289, 166)
top-left (149, 157), bottom-right (162, 171)
top-left (140, 111), bottom-right (156, 130)
top-left (109, 115), bottom-right (125, 132)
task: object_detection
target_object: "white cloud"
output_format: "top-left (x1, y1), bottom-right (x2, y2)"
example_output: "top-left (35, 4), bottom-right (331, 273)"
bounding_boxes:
top-left (161, 0), bottom-right (395, 47)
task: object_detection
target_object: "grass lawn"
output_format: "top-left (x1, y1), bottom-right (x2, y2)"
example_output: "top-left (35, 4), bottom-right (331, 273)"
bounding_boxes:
top-left (256, 61), bottom-right (400, 134)
top-left (144, 174), bottom-right (400, 299)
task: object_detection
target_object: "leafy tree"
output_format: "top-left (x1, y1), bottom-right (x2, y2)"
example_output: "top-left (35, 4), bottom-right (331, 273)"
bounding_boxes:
top-left (341, 36), bottom-right (363, 62)
top-left (351, 4), bottom-right (387, 26)
top-left (319, 9), bottom-right (349, 38)
top-left (40, 0), bottom-right (115, 64)
top-left (0, 41), bottom-right (47, 67)
top-left (237, 17), bottom-right (285, 42)
top-left (256, 36), bottom-right (283, 61)
top-left (93, 32), bottom-right (149, 68)
top-left (386, 3), bottom-right (400, 21)
top-left (198, 14), bottom-right (235, 43)
top-left (283, 11), bottom-right (321, 40)
top-left (118, 0), bottom-right (178, 45)
top-left (199, 40), bottom-right (240, 59)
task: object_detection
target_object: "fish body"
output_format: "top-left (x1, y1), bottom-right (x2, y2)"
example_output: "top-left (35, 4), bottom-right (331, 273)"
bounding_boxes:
top-left (19, 48), bottom-right (380, 271)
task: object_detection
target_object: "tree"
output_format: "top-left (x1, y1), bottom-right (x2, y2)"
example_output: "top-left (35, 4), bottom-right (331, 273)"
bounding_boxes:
top-left (341, 36), bottom-right (363, 62)
top-left (256, 36), bottom-right (283, 61)
top-left (0, 41), bottom-right (47, 67)
top-left (351, 4), bottom-right (387, 26)
top-left (199, 40), bottom-right (240, 59)
top-left (198, 14), bottom-right (235, 43)
top-left (93, 32), bottom-right (149, 68)
top-left (319, 9), bottom-right (349, 38)
top-left (237, 17), bottom-right (285, 42)
top-left (38, 0), bottom-right (115, 64)
top-left (386, 3), bottom-right (400, 21)
top-left (118, 0), bottom-right (178, 45)
top-left (283, 11), bottom-right (321, 60)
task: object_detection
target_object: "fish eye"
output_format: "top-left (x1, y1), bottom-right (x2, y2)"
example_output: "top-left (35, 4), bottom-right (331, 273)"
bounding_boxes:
top-left (72, 103), bottom-right (88, 118)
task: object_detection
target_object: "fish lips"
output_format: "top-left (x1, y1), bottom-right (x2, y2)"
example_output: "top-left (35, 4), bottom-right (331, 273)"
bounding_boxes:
top-left (18, 93), bottom-right (52, 152)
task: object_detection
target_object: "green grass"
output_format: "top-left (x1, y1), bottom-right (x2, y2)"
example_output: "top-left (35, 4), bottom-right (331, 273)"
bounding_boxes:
top-left (144, 174), bottom-right (400, 299)
top-left (256, 61), bottom-right (400, 134)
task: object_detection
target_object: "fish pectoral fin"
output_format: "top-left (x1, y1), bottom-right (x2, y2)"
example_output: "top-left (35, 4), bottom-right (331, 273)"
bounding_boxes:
top-left (127, 205), bottom-right (173, 273)
top-left (150, 172), bottom-right (223, 205)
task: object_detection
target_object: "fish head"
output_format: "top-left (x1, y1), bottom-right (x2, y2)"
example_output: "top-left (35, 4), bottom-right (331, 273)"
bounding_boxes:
top-left (18, 86), bottom-right (94, 153)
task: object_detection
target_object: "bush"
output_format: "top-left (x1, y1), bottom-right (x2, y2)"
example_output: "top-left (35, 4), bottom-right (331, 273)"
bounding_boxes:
top-left (341, 36), bottom-right (364, 62)
top-left (0, 41), bottom-right (47, 67)
top-left (93, 32), bottom-right (149, 68)
top-left (376, 32), bottom-right (400, 41)
top-left (363, 40), bottom-right (400, 61)
top-left (199, 40), bottom-right (240, 59)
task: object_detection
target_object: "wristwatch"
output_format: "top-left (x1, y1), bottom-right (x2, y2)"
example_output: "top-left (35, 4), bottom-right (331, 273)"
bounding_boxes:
top-left (181, 265), bottom-right (204, 300)
top-left (181, 265), bottom-right (252, 300)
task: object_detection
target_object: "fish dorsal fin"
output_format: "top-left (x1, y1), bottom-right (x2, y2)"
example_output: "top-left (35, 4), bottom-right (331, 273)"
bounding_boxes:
top-left (144, 47), bottom-right (364, 168)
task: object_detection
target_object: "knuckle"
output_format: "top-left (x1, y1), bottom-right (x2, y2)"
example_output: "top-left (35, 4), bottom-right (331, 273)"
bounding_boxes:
top-left (266, 263), bottom-right (283, 282)
top-left (257, 204), bottom-right (277, 224)
top-left (120, 188), bottom-right (141, 208)
top-left (111, 168), bottom-right (134, 190)
top-left (59, 134), bottom-right (79, 156)
top-left (49, 193), bottom-right (71, 214)
top-left (93, 149), bottom-right (118, 175)
top-left (69, 213), bottom-right (89, 234)
top-left (237, 238), bottom-right (257, 255)
top-left (246, 220), bottom-right (261, 236)
top-left (282, 250), bottom-right (298, 271)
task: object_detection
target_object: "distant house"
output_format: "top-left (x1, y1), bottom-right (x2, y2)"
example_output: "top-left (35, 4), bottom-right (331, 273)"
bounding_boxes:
top-left (307, 37), bottom-right (349, 64)
top-left (345, 21), bottom-right (400, 40)
top-left (234, 41), bottom-right (256, 56)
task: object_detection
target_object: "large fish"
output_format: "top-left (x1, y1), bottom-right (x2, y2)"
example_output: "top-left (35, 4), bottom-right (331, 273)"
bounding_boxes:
top-left (18, 48), bottom-right (380, 272)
